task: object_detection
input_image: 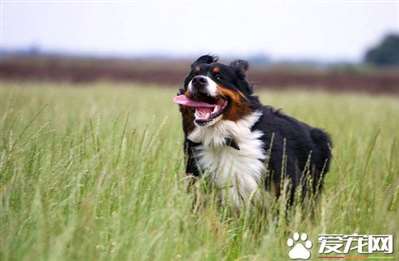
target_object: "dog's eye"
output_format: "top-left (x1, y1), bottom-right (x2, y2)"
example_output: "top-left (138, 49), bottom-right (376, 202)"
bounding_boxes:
top-left (215, 74), bottom-right (223, 81)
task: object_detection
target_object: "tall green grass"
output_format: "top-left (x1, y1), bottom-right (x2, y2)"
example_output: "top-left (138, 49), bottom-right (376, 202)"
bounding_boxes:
top-left (0, 81), bottom-right (398, 260)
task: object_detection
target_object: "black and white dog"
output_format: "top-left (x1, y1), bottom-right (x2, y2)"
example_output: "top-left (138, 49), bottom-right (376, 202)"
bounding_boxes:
top-left (174, 55), bottom-right (332, 208)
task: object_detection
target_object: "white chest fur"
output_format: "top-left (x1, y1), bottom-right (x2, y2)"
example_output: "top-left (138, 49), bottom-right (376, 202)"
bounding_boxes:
top-left (188, 111), bottom-right (267, 208)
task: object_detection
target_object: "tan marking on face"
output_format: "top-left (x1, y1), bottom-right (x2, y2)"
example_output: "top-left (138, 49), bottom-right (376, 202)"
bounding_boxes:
top-left (185, 90), bottom-right (192, 98)
top-left (216, 86), bottom-right (252, 121)
top-left (212, 67), bottom-right (220, 73)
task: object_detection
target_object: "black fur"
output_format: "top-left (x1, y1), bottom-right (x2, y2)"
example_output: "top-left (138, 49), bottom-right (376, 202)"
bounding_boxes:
top-left (251, 101), bottom-right (332, 202)
top-left (180, 55), bottom-right (332, 203)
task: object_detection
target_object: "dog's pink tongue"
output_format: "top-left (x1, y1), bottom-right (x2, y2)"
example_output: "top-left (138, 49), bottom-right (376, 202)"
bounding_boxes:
top-left (173, 95), bottom-right (215, 108)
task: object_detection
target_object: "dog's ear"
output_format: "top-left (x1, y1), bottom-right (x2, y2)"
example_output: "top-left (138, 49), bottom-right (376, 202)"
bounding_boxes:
top-left (231, 59), bottom-right (253, 94)
top-left (191, 55), bottom-right (218, 69)
top-left (230, 59), bottom-right (249, 79)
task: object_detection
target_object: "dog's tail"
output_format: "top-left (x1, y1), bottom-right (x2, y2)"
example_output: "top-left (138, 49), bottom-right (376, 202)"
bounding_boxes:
top-left (311, 128), bottom-right (333, 173)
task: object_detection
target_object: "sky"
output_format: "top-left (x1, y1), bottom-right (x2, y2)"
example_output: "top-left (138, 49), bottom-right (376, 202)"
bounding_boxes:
top-left (1, 0), bottom-right (399, 62)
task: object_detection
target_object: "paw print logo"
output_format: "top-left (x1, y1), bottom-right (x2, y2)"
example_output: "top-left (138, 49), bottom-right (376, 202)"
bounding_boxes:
top-left (287, 232), bottom-right (312, 260)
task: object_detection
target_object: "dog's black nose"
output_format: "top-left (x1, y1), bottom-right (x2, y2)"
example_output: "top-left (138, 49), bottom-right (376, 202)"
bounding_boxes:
top-left (191, 76), bottom-right (207, 89)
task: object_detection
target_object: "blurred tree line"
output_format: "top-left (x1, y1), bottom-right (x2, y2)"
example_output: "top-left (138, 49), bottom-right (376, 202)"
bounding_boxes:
top-left (364, 34), bottom-right (399, 67)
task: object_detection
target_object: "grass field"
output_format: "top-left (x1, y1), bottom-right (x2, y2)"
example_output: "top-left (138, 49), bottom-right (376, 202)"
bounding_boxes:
top-left (0, 81), bottom-right (398, 260)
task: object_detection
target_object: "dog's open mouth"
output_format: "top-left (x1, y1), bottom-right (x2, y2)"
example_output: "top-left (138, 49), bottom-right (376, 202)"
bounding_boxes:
top-left (173, 95), bottom-right (228, 125)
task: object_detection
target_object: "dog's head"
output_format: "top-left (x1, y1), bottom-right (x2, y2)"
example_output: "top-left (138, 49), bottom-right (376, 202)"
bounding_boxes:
top-left (175, 55), bottom-right (255, 127)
